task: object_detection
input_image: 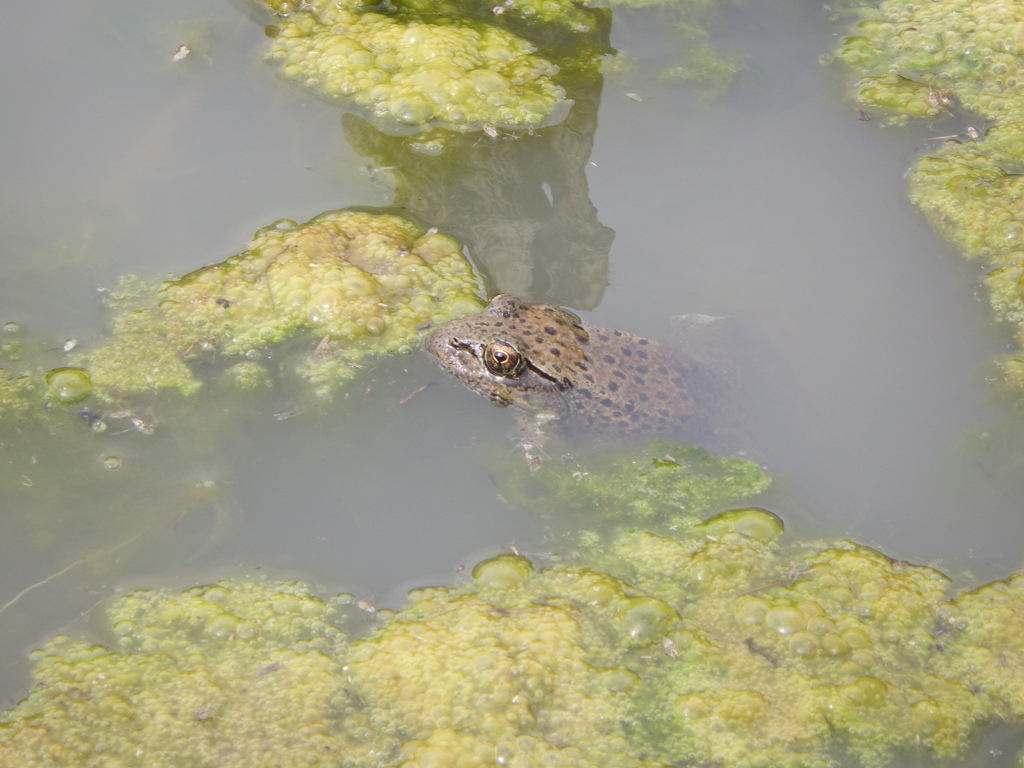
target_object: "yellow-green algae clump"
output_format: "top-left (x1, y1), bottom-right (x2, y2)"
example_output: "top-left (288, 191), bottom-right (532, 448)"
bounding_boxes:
top-left (606, 529), bottom-right (977, 767)
top-left (81, 208), bottom-right (484, 401)
top-left (5, 530), bottom-right (1024, 766)
top-left (5, 446), bottom-right (1024, 767)
top-left (0, 580), bottom-right (381, 768)
top-left (838, 0), bottom-right (1024, 396)
top-left (257, 0), bottom-right (572, 133)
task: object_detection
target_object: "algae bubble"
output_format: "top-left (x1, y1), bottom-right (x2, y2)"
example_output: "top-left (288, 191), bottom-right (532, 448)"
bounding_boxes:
top-left (694, 506), bottom-right (784, 543)
top-left (43, 367), bottom-right (92, 404)
top-left (472, 552), bottom-right (535, 589)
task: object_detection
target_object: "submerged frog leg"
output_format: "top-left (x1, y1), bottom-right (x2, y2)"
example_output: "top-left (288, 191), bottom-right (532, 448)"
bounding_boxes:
top-left (666, 313), bottom-right (732, 360)
top-left (666, 313), bottom-right (742, 446)
top-left (515, 410), bottom-right (559, 472)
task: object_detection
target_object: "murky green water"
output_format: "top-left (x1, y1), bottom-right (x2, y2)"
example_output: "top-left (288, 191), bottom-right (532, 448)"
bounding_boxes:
top-left (2, 1), bottom-right (1022, 739)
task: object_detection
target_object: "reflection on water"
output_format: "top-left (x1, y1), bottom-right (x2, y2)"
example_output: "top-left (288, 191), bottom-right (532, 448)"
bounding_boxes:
top-left (2, 3), bottom-right (1024, 754)
top-left (343, 73), bottom-right (614, 309)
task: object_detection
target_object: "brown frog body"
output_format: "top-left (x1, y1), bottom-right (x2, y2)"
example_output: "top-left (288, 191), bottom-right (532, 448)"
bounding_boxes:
top-left (426, 294), bottom-right (726, 444)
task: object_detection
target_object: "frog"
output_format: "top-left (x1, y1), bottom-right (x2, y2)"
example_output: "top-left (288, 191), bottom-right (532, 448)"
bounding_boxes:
top-left (425, 294), bottom-right (731, 456)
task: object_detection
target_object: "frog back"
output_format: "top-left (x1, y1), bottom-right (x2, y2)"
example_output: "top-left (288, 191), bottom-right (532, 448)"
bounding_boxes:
top-left (563, 322), bottom-right (706, 439)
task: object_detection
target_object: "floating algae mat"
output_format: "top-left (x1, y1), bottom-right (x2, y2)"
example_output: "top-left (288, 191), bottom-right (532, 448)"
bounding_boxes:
top-left (840, 0), bottom-right (1024, 400)
top-left (2, 446), bottom-right (1024, 767)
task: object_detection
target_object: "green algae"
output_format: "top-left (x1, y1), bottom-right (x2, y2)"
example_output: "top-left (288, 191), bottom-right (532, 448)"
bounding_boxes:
top-left (657, 43), bottom-right (747, 98)
top-left (5, 473), bottom-right (1024, 767)
top-left (77, 208), bottom-right (484, 403)
top-left (0, 580), bottom-right (381, 768)
top-left (502, 440), bottom-right (772, 537)
top-left (254, 0), bottom-right (606, 134)
top-left (5, 441), bottom-right (1022, 768)
top-left (836, 0), bottom-right (1024, 400)
top-left (0, 367), bottom-right (36, 423)
top-left (0, 331), bottom-right (104, 428)
top-left (0, 209), bottom-right (484, 413)
top-left (0, 332), bottom-right (56, 424)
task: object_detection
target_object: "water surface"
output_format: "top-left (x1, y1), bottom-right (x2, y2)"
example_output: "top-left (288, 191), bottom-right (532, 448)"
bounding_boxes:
top-left (1, 0), bottom-right (1022, 721)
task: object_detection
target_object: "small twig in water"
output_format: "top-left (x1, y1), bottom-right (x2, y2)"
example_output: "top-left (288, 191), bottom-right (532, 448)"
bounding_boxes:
top-left (398, 382), bottom-right (435, 405)
top-left (0, 532), bottom-right (142, 618)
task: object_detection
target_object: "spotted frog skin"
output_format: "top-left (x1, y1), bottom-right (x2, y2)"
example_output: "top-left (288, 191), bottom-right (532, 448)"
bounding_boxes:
top-left (426, 294), bottom-right (721, 442)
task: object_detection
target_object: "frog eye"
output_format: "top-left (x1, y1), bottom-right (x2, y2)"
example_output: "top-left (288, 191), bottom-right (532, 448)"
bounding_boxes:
top-left (483, 341), bottom-right (525, 377)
